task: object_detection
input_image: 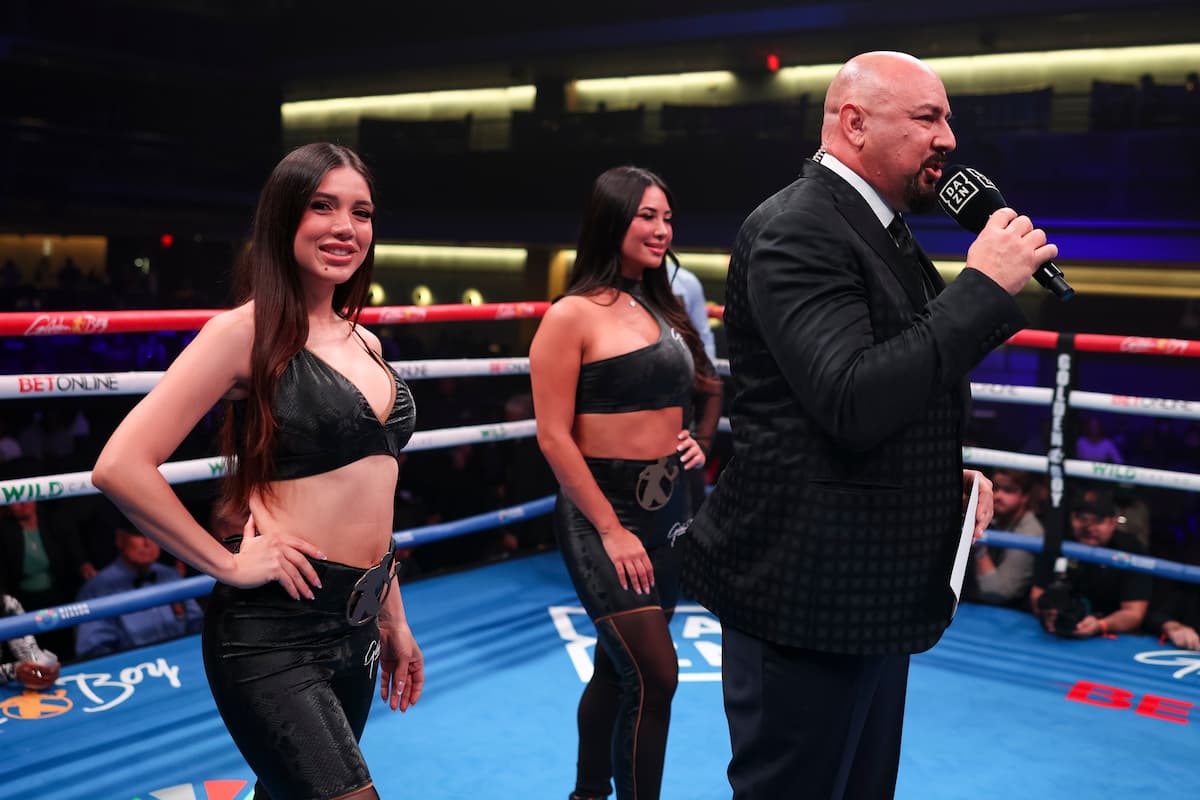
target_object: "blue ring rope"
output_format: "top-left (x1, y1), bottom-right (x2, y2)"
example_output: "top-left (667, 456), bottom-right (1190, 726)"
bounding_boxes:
top-left (981, 529), bottom-right (1200, 582)
top-left (0, 494), bottom-right (557, 640)
top-left (2, 502), bottom-right (1197, 640)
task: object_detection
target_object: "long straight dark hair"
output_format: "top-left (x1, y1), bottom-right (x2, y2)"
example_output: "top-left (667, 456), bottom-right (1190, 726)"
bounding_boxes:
top-left (565, 165), bottom-right (717, 388)
top-left (221, 143), bottom-right (377, 513)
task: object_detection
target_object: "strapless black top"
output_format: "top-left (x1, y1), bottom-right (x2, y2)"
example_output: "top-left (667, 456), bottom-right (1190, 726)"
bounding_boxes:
top-left (574, 290), bottom-right (694, 416)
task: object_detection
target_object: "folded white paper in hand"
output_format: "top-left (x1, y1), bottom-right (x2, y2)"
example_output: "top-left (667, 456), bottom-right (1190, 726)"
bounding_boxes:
top-left (949, 474), bottom-right (980, 616)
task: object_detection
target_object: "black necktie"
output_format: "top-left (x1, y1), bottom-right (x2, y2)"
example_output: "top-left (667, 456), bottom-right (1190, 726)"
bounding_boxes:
top-left (133, 572), bottom-right (158, 589)
top-left (888, 213), bottom-right (934, 300)
top-left (887, 213), bottom-right (918, 262)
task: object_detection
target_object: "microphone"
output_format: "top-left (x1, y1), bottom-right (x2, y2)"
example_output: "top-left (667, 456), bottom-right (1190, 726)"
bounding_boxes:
top-left (935, 165), bottom-right (1074, 301)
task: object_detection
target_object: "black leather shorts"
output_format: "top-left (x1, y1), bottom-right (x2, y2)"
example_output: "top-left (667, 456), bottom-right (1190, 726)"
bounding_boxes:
top-left (201, 551), bottom-right (393, 799)
top-left (555, 454), bottom-right (691, 620)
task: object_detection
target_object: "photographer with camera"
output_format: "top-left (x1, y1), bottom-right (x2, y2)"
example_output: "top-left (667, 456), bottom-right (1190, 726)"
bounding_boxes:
top-left (1030, 485), bottom-right (1151, 638)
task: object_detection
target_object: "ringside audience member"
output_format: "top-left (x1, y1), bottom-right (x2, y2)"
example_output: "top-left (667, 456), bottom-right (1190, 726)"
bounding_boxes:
top-left (967, 469), bottom-right (1044, 608)
top-left (1145, 536), bottom-right (1200, 651)
top-left (1148, 578), bottom-right (1200, 651)
top-left (1, 592), bottom-right (60, 689)
top-left (0, 496), bottom-right (90, 612)
top-left (0, 487), bottom-right (91, 660)
top-left (74, 515), bottom-right (204, 659)
top-left (667, 256), bottom-right (717, 363)
top-left (665, 258), bottom-right (724, 514)
top-left (1031, 485), bottom-right (1151, 638)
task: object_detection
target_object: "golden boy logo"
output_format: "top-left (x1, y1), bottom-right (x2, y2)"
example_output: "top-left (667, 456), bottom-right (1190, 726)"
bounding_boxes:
top-left (1, 688), bottom-right (74, 720)
top-left (636, 456), bottom-right (678, 511)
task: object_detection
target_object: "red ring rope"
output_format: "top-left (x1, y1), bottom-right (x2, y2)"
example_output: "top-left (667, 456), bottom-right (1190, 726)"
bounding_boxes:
top-left (0, 302), bottom-right (550, 337)
top-left (2, 303), bottom-right (1197, 359)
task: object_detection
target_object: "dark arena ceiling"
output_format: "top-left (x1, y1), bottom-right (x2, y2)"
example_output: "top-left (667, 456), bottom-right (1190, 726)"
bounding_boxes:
top-left (2, 0), bottom-right (1198, 237)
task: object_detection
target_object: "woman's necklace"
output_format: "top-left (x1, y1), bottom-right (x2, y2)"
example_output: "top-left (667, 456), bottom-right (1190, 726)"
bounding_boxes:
top-left (617, 276), bottom-right (641, 307)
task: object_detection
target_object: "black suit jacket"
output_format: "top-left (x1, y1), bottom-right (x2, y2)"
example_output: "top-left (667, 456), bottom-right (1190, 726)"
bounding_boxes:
top-left (684, 160), bottom-right (1025, 655)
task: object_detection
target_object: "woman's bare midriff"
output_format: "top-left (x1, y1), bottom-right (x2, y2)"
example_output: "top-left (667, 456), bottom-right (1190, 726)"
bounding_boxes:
top-left (249, 454), bottom-right (399, 568)
top-left (573, 407), bottom-right (684, 460)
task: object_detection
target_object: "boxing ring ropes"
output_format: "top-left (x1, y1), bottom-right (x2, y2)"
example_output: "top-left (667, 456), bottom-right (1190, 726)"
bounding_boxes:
top-left (0, 303), bottom-right (1198, 644)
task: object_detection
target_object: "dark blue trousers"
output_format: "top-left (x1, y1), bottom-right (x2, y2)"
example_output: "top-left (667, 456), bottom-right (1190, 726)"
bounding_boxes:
top-left (721, 625), bottom-right (910, 800)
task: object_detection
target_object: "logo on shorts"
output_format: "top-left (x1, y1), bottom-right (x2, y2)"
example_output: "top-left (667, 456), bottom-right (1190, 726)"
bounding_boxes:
top-left (667, 519), bottom-right (691, 547)
top-left (364, 639), bottom-right (381, 679)
top-left (636, 457), bottom-right (678, 511)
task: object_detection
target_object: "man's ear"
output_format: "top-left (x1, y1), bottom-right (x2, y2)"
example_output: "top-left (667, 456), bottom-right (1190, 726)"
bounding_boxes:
top-left (841, 103), bottom-right (866, 147)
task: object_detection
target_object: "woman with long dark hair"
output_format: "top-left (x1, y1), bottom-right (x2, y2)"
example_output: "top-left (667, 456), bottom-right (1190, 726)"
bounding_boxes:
top-left (92, 143), bottom-right (422, 800)
top-left (530, 166), bottom-right (721, 800)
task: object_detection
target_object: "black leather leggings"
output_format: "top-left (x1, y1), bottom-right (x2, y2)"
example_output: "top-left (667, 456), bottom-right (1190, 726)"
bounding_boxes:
top-left (556, 454), bottom-right (691, 800)
top-left (201, 556), bottom-right (385, 800)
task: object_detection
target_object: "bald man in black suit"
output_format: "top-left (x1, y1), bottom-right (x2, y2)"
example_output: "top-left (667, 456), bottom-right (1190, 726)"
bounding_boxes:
top-left (683, 51), bottom-right (1058, 799)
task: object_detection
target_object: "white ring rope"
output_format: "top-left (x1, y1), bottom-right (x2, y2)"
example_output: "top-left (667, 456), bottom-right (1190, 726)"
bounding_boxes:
top-left (5, 362), bottom-right (1197, 423)
top-left (0, 358), bottom-right (533, 399)
top-left (2, 352), bottom-right (1200, 503)
top-left (4, 421), bottom-right (1194, 508)
top-left (2, 356), bottom-right (1197, 504)
top-left (962, 446), bottom-right (1200, 492)
top-left (968, 383), bottom-right (1200, 419)
top-left (0, 420), bottom-right (538, 506)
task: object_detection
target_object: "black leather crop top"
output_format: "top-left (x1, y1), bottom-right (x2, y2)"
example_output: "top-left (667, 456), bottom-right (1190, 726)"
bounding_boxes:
top-left (575, 293), bottom-right (694, 415)
top-left (234, 338), bottom-right (416, 481)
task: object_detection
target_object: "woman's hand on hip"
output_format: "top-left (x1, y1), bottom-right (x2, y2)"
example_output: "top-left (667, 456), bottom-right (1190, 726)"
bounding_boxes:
top-left (224, 513), bottom-right (326, 600)
top-left (676, 429), bottom-right (706, 471)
